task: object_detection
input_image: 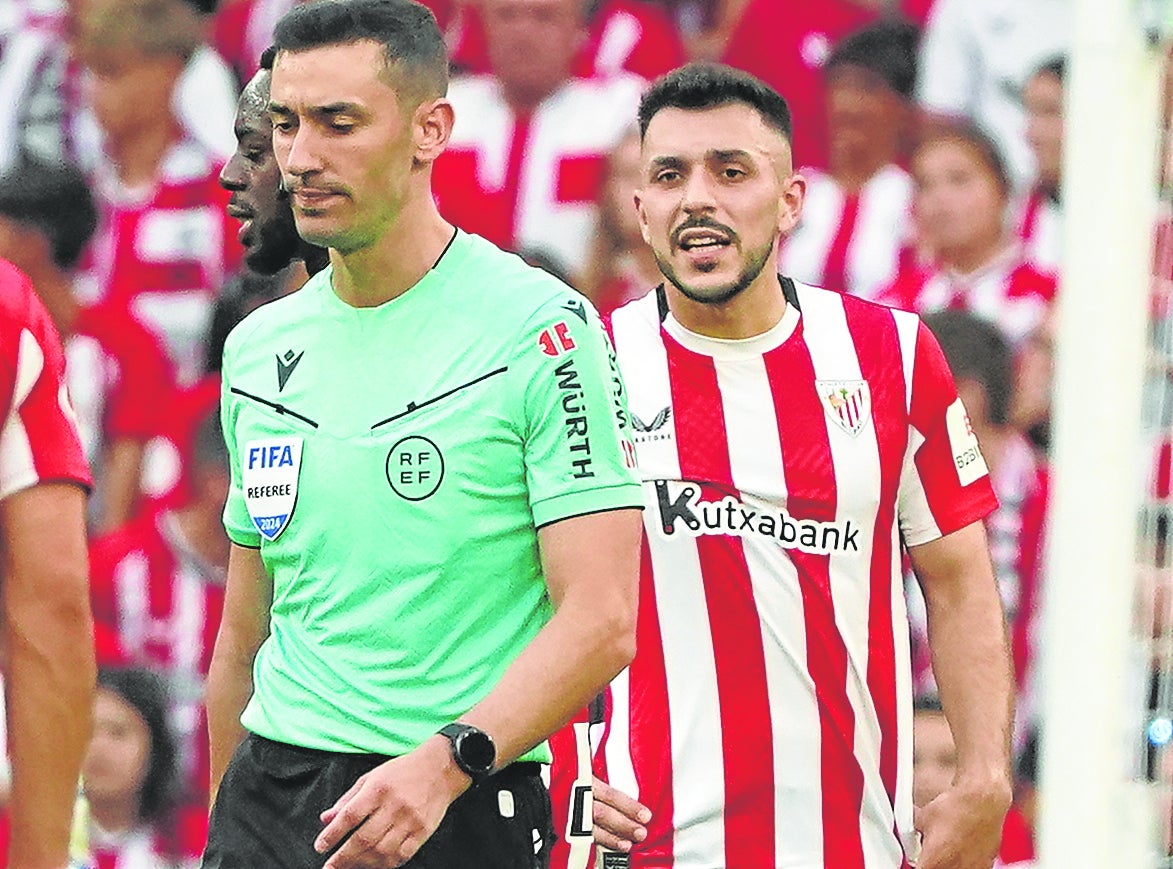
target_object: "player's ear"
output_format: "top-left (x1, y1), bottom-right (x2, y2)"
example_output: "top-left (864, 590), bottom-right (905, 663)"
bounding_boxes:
top-left (778, 170), bottom-right (805, 236)
top-left (634, 189), bottom-right (652, 247)
top-left (413, 98), bottom-right (454, 166)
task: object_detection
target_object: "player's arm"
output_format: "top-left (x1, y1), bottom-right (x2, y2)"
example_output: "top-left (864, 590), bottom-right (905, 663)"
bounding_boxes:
top-left (91, 437), bottom-right (144, 534)
top-left (908, 521), bottom-right (1013, 869)
top-left (206, 542), bottom-right (272, 807)
top-left (1, 481), bottom-right (96, 869)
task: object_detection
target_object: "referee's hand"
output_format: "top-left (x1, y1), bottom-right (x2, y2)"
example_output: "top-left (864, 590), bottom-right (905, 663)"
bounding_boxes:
top-left (592, 775), bottom-right (651, 854)
top-left (315, 736), bottom-right (469, 868)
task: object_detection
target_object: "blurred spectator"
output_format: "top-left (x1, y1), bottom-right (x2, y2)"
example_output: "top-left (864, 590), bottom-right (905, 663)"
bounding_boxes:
top-left (0, 159), bottom-right (177, 533)
top-left (89, 408), bottom-right (229, 841)
top-left (718, 0), bottom-right (901, 170)
top-left (915, 0), bottom-right (1069, 190)
top-left (912, 695), bottom-right (1036, 868)
top-left (434, 0), bottom-right (644, 277)
top-left (578, 128), bottom-right (659, 314)
top-left (79, 667), bottom-right (200, 866)
top-left (878, 122), bottom-right (1055, 347)
top-left (911, 694), bottom-right (955, 810)
top-left (1009, 310), bottom-right (1054, 453)
top-left (909, 311), bottom-right (1049, 706)
top-left (445, 0), bottom-right (685, 81)
top-left (1014, 56), bottom-right (1065, 277)
top-left (0, 0), bottom-right (236, 174)
top-left (780, 19), bottom-right (918, 299)
top-left (74, 0), bottom-right (244, 386)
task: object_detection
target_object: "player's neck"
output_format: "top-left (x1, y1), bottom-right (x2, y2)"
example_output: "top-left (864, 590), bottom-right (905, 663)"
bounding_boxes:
top-left (328, 197), bottom-right (455, 308)
top-left (105, 117), bottom-right (181, 190)
top-left (941, 231), bottom-right (1010, 277)
top-left (830, 144), bottom-right (895, 195)
top-left (668, 265), bottom-right (788, 340)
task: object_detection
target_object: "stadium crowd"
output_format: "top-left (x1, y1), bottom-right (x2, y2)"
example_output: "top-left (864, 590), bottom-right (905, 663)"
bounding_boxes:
top-left (0, 0), bottom-right (1092, 865)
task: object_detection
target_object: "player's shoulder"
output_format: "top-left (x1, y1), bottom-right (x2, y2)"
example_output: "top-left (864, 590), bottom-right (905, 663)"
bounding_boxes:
top-left (0, 258), bottom-right (39, 328)
top-left (456, 232), bottom-right (597, 325)
top-left (222, 271), bottom-right (324, 359)
top-left (795, 279), bottom-right (922, 339)
top-left (607, 286), bottom-right (663, 341)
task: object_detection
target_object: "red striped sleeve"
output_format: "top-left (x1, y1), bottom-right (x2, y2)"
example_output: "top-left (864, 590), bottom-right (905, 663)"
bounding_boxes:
top-left (907, 321), bottom-right (998, 537)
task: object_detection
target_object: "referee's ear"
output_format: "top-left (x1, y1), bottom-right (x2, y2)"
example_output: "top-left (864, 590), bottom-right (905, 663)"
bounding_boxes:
top-left (412, 98), bottom-right (455, 167)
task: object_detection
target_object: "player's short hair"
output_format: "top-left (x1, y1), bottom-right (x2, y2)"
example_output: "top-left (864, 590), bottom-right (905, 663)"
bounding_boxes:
top-left (638, 62), bottom-right (792, 144)
top-left (922, 310), bottom-right (1013, 426)
top-left (825, 19), bottom-right (920, 100)
top-left (1033, 55), bottom-right (1066, 83)
top-left (97, 667), bottom-right (180, 826)
top-left (75, 0), bottom-right (204, 62)
top-left (0, 159), bottom-right (97, 270)
top-left (915, 119), bottom-right (1011, 195)
top-left (272, 0), bottom-right (448, 105)
top-left (259, 44), bottom-right (277, 72)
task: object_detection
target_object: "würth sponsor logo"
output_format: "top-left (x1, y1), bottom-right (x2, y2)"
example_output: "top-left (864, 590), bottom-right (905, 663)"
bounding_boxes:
top-left (653, 479), bottom-right (860, 553)
top-left (555, 358), bottom-right (594, 479)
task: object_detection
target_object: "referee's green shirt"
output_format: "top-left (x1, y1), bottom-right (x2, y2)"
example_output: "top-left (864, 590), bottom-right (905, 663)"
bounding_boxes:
top-left (220, 231), bottom-right (642, 761)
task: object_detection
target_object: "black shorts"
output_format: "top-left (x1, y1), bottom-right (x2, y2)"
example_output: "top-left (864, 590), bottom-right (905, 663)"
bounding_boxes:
top-left (202, 734), bottom-right (554, 869)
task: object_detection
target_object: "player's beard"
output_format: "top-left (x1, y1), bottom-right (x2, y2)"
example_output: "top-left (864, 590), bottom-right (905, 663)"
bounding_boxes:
top-left (655, 236), bottom-right (775, 306)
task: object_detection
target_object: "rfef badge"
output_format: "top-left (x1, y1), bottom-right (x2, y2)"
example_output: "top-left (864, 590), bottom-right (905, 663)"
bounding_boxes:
top-left (242, 436), bottom-right (303, 541)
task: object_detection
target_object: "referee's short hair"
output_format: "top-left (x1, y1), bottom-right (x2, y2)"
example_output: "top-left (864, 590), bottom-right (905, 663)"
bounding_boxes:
top-left (272, 0), bottom-right (448, 106)
top-left (638, 62), bottom-right (792, 145)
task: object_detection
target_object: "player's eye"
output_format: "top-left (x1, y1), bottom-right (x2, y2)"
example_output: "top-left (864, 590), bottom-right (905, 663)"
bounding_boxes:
top-left (654, 169), bottom-right (681, 184)
top-left (721, 166), bottom-right (747, 180)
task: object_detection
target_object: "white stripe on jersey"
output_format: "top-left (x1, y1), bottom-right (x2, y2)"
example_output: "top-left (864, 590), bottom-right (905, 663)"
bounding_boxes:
top-left (714, 354), bottom-right (823, 865)
top-left (797, 288), bottom-right (900, 868)
top-left (0, 329), bottom-right (45, 499)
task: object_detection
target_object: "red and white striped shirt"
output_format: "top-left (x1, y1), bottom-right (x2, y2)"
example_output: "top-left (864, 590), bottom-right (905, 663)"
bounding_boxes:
top-left (781, 166), bottom-right (914, 300)
top-left (1013, 187), bottom-right (1061, 278)
top-left (0, 259), bottom-right (90, 500)
top-left (604, 282), bottom-right (998, 868)
top-left (81, 138), bottom-right (243, 387)
top-left (877, 247), bottom-right (1056, 347)
top-left (433, 73), bottom-right (644, 276)
top-left (89, 508), bottom-right (226, 807)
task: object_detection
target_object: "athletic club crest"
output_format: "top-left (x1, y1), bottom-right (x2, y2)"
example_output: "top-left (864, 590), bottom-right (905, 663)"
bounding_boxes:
top-left (816, 380), bottom-right (871, 437)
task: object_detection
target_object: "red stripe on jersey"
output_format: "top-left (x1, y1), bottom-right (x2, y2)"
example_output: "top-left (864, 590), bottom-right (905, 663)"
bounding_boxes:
top-left (630, 537), bottom-right (674, 861)
top-left (763, 324), bottom-right (866, 868)
top-left (822, 192), bottom-right (860, 295)
top-left (666, 339), bottom-right (775, 868)
top-left (843, 302), bottom-right (906, 805)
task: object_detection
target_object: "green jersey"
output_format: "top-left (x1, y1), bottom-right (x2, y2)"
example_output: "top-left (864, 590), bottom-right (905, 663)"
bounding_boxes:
top-left (220, 231), bottom-right (641, 760)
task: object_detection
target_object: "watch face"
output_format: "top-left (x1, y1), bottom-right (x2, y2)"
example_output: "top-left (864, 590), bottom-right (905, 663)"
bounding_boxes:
top-left (458, 729), bottom-right (496, 772)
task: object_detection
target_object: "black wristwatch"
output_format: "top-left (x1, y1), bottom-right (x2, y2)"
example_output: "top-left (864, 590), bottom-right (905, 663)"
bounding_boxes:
top-left (438, 723), bottom-right (496, 786)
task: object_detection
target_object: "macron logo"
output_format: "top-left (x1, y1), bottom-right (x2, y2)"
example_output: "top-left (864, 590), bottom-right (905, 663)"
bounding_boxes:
top-left (276, 349), bottom-right (305, 392)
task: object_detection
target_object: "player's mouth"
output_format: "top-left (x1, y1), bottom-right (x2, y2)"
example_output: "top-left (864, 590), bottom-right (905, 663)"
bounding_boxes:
top-left (291, 187), bottom-right (343, 209)
top-left (675, 225), bottom-right (735, 266)
top-left (226, 202), bottom-right (255, 245)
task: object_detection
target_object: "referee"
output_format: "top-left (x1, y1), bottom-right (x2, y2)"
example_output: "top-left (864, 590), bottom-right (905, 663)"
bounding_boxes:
top-left (202, 2), bottom-right (643, 868)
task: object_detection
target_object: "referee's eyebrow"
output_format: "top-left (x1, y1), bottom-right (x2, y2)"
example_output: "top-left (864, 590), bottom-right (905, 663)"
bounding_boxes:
top-left (268, 100), bottom-right (292, 118)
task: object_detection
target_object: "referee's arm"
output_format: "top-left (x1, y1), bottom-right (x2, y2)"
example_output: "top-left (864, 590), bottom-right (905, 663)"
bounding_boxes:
top-left (459, 506), bottom-right (641, 764)
top-left (206, 542), bottom-right (273, 808)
